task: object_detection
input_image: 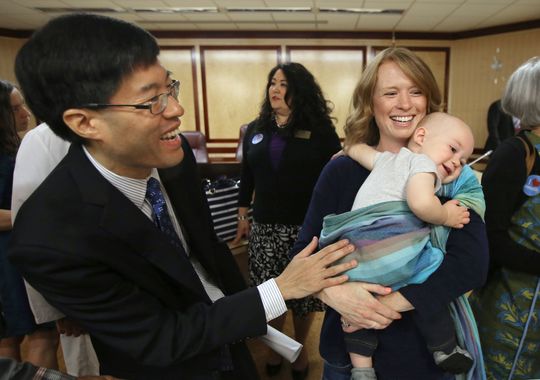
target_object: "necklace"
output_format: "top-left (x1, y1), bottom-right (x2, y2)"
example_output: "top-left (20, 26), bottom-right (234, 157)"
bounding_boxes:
top-left (275, 120), bottom-right (287, 129)
top-left (273, 114), bottom-right (289, 129)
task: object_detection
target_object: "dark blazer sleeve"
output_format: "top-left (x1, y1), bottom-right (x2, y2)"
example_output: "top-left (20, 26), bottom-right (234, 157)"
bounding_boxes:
top-left (481, 136), bottom-right (540, 275)
top-left (10, 220), bottom-right (267, 370)
top-left (238, 120), bottom-right (257, 207)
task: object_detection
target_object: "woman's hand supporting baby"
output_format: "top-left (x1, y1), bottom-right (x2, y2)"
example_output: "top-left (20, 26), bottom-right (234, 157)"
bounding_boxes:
top-left (317, 282), bottom-right (402, 331)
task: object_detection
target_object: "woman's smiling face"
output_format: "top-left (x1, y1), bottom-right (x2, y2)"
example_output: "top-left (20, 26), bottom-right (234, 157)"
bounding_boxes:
top-left (372, 60), bottom-right (427, 151)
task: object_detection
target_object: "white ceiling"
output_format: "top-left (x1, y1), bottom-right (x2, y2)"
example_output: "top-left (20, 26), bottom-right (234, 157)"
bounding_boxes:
top-left (0, 0), bottom-right (539, 33)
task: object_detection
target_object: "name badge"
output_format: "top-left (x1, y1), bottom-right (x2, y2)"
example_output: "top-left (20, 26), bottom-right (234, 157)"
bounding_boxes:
top-left (294, 129), bottom-right (311, 139)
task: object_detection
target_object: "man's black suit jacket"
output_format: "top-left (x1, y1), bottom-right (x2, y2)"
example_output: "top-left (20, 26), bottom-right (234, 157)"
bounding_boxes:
top-left (8, 136), bottom-right (266, 379)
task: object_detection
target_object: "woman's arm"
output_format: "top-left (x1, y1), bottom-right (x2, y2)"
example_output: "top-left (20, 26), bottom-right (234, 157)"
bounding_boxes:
top-left (482, 138), bottom-right (540, 274)
top-left (232, 206), bottom-right (250, 244)
top-left (237, 122), bottom-right (256, 208)
top-left (233, 122), bottom-right (256, 243)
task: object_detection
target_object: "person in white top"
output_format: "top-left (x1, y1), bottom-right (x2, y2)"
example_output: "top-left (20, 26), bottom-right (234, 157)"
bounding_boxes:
top-left (11, 122), bottom-right (99, 376)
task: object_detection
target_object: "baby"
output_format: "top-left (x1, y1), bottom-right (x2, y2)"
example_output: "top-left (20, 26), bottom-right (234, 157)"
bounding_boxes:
top-left (343, 112), bottom-right (475, 380)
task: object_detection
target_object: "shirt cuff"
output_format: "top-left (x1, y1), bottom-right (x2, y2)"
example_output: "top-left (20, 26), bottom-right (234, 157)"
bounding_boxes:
top-left (257, 278), bottom-right (287, 322)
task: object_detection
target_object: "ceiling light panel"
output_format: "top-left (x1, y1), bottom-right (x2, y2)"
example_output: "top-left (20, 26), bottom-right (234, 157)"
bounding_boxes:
top-left (132, 7), bottom-right (218, 13)
top-left (35, 7), bottom-right (123, 13)
top-left (226, 7), bottom-right (312, 13)
top-left (318, 8), bottom-right (404, 15)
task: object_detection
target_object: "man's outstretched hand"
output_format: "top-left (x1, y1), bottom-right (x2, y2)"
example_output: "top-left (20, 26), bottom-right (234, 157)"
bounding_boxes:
top-left (276, 237), bottom-right (357, 300)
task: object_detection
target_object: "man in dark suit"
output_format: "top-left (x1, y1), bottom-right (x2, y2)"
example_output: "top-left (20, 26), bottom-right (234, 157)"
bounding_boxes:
top-left (8, 14), bottom-right (356, 380)
top-left (484, 99), bottom-right (518, 151)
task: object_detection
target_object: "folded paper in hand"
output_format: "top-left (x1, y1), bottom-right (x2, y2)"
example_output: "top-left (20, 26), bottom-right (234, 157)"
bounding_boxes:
top-left (259, 325), bottom-right (303, 363)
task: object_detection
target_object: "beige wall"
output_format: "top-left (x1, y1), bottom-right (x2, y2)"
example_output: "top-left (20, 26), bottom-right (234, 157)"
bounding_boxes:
top-left (449, 28), bottom-right (540, 148)
top-left (1, 28), bottom-right (538, 160)
top-left (0, 36), bottom-right (24, 83)
top-left (0, 36), bottom-right (37, 131)
top-left (288, 48), bottom-right (365, 138)
top-left (159, 38), bottom-right (451, 160)
top-left (201, 47), bottom-right (279, 140)
top-left (159, 47), bottom-right (199, 134)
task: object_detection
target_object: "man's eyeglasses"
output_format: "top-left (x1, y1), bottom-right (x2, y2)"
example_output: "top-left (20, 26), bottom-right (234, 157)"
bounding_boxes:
top-left (81, 80), bottom-right (180, 115)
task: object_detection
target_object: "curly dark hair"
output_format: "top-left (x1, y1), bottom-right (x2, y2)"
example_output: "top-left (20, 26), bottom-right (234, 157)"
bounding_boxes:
top-left (0, 80), bottom-right (21, 155)
top-left (258, 62), bottom-right (334, 133)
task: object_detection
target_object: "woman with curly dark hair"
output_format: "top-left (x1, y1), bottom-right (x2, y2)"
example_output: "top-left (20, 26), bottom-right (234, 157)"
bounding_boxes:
top-left (234, 62), bottom-right (342, 379)
top-left (0, 79), bottom-right (58, 369)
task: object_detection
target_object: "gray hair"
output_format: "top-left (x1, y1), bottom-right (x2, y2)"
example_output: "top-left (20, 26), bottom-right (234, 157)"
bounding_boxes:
top-left (501, 56), bottom-right (540, 129)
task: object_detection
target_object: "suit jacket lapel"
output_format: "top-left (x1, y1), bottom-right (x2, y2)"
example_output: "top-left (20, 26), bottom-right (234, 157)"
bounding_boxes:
top-left (159, 137), bottom-right (222, 285)
top-left (67, 144), bottom-right (211, 301)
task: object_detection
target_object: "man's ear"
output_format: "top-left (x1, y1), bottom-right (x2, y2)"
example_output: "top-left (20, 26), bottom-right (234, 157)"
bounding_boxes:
top-left (63, 108), bottom-right (101, 141)
top-left (412, 126), bottom-right (426, 146)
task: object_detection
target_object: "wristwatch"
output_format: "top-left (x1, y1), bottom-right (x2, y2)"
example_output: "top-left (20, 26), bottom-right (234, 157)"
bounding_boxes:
top-left (237, 215), bottom-right (248, 221)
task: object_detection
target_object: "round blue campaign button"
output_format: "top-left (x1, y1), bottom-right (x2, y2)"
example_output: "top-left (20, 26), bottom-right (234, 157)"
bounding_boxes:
top-left (523, 174), bottom-right (540, 197)
top-left (252, 133), bottom-right (263, 145)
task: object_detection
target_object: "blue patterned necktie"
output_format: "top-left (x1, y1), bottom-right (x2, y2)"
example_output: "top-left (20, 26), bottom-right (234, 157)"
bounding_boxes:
top-left (145, 177), bottom-right (185, 252)
top-left (146, 177), bottom-right (233, 370)
top-left (147, 178), bottom-right (234, 370)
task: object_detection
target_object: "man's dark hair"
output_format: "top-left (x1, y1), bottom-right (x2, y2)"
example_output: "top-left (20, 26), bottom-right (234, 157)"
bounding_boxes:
top-left (15, 13), bottom-right (160, 143)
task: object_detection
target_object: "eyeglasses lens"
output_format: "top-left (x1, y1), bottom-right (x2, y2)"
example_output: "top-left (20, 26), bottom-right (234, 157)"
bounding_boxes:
top-left (150, 81), bottom-right (180, 115)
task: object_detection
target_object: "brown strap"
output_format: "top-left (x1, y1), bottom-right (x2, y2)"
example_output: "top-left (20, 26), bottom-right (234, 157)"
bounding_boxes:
top-left (517, 136), bottom-right (536, 176)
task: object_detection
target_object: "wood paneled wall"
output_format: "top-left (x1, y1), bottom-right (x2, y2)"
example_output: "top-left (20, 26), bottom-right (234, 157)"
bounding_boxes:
top-left (450, 28), bottom-right (540, 148)
top-left (200, 46), bottom-right (280, 141)
top-left (287, 47), bottom-right (366, 138)
top-left (158, 39), bottom-right (452, 160)
top-left (159, 47), bottom-right (200, 135)
top-left (1, 29), bottom-right (538, 160)
top-left (0, 36), bottom-right (37, 132)
top-left (0, 36), bottom-right (24, 83)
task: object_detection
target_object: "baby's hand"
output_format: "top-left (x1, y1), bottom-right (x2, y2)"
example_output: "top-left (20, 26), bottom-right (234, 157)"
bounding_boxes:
top-left (442, 199), bottom-right (470, 228)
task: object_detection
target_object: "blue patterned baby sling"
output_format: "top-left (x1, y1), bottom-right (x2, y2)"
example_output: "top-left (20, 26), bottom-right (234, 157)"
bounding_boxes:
top-left (320, 165), bottom-right (487, 380)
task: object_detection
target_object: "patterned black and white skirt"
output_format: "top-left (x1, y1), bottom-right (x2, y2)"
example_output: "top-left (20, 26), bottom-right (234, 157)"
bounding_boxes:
top-left (248, 222), bottom-right (325, 317)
